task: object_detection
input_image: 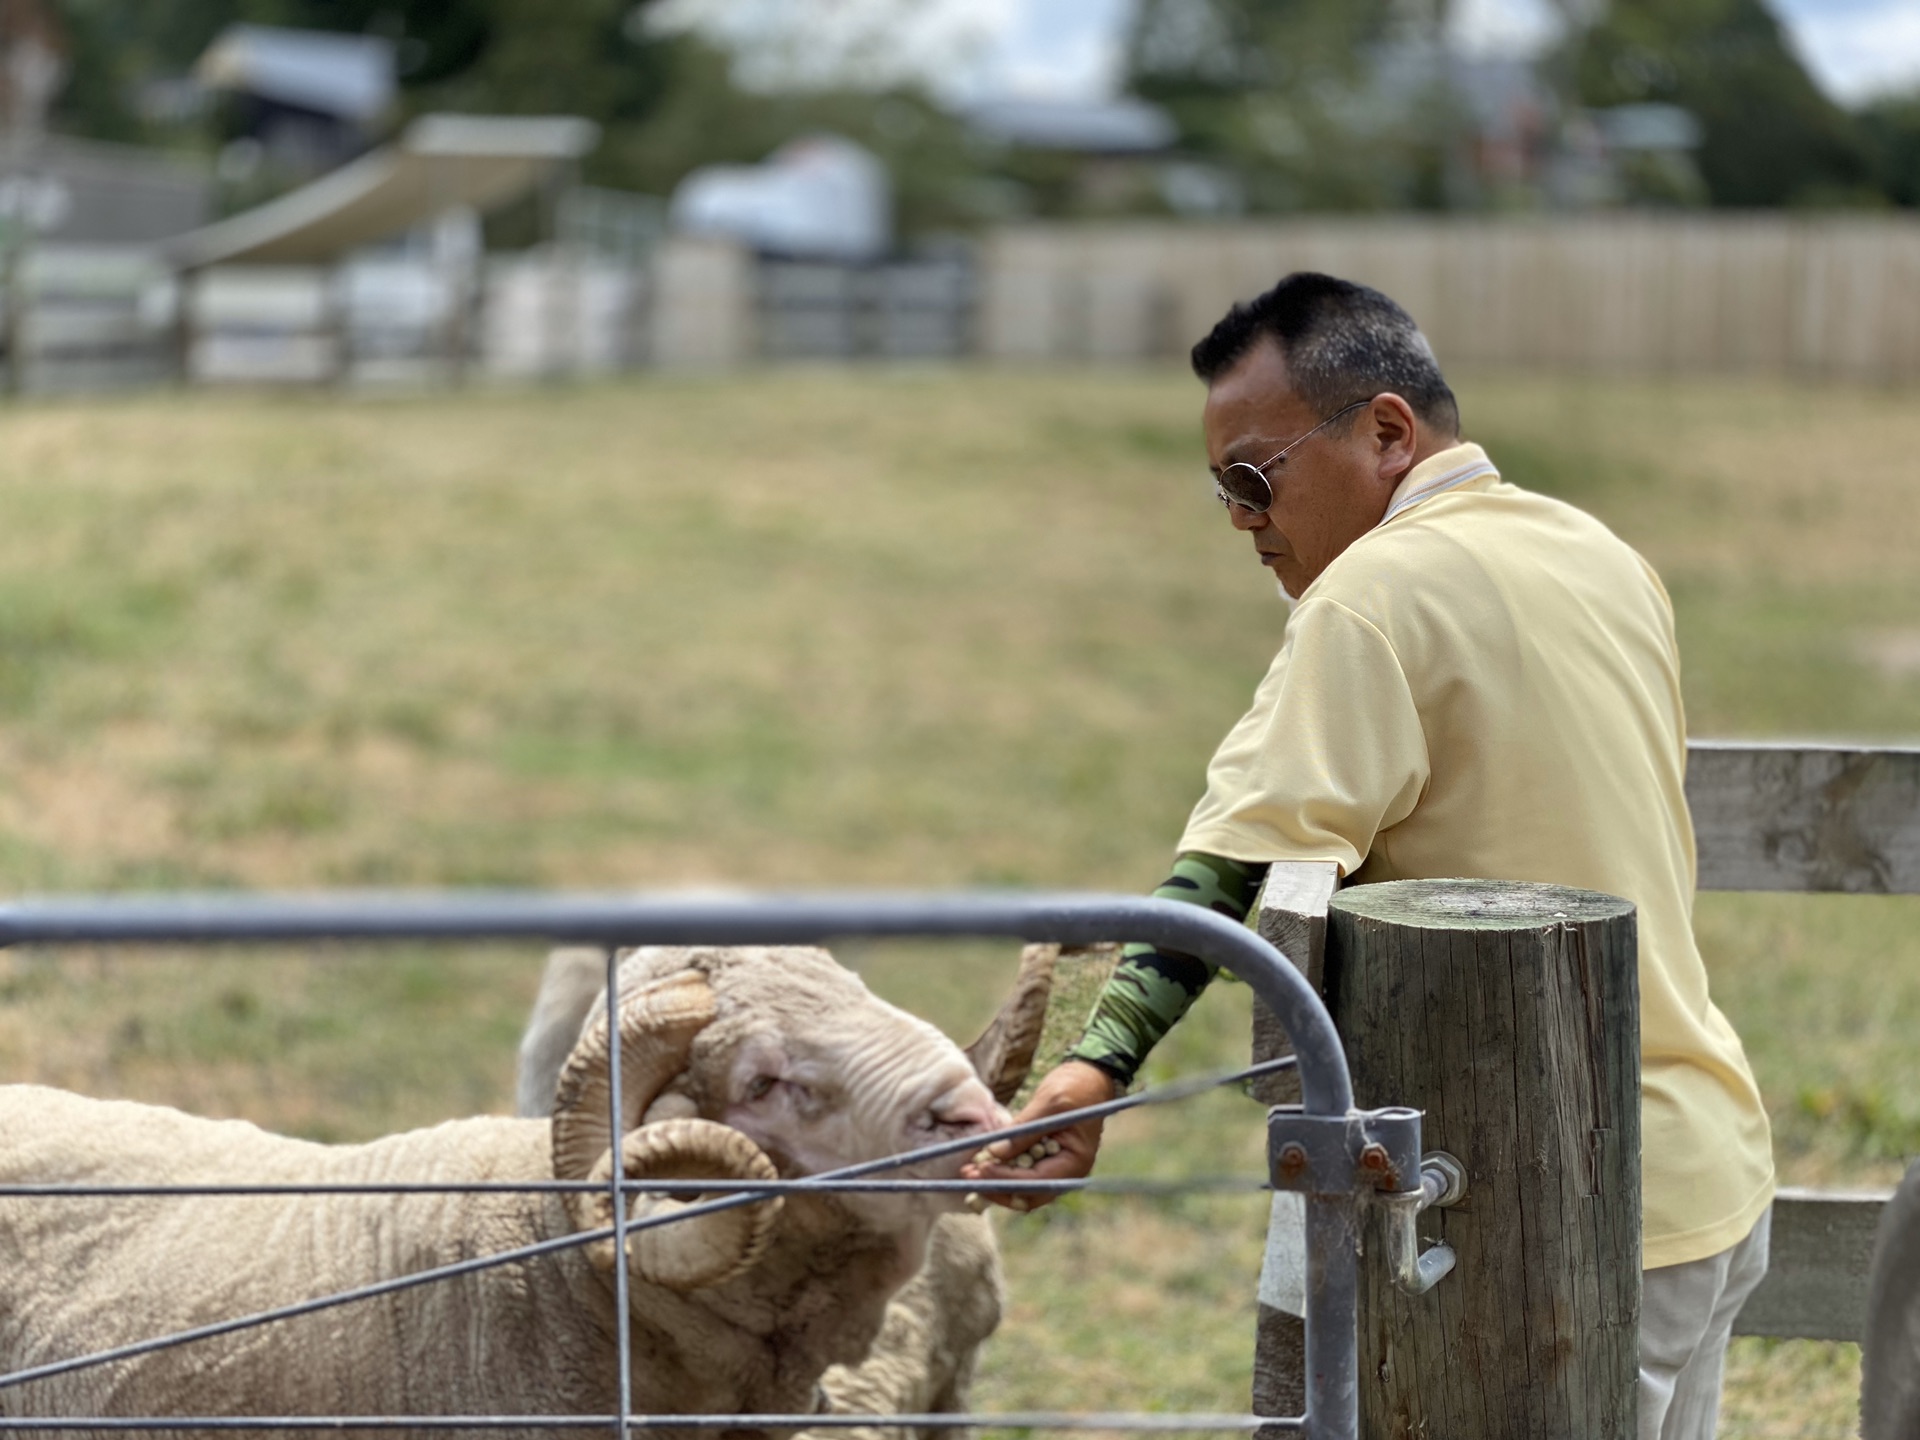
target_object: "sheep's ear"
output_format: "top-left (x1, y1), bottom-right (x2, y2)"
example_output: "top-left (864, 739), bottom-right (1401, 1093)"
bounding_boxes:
top-left (516, 948), bottom-right (616, 1119)
top-left (963, 943), bottom-right (1059, 1105)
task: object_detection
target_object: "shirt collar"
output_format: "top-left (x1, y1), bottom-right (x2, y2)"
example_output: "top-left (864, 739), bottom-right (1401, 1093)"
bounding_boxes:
top-left (1381, 441), bottom-right (1500, 525)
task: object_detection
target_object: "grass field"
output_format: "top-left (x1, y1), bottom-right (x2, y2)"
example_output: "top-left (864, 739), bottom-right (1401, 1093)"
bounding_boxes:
top-left (1, 366), bottom-right (1918, 1436)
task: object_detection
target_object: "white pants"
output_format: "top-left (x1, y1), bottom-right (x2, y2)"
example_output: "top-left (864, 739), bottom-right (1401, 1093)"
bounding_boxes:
top-left (1639, 1209), bottom-right (1771, 1440)
top-left (1258, 1196), bottom-right (1772, 1440)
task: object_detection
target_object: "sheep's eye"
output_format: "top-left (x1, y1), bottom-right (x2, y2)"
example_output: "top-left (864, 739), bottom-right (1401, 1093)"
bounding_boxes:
top-left (745, 1075), bottom-right (779, 1101)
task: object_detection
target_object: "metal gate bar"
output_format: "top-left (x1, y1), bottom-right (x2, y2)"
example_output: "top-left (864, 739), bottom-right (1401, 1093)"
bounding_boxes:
top-left (0, 1061), bottom-right (1296, 1399)
top-left (0, 889), bottom-right (1394, 1440)
top-left (0, 1414), bottom-right (1277, 1432)
top-left (0, 1178), bottom-right (1276, 1197)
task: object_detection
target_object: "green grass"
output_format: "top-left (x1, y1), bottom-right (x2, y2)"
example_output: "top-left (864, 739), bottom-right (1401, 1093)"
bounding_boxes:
top-left (1, 368), bottom-right (1918, 1434)
top-left (0, 946), bottom-right (537, 1140)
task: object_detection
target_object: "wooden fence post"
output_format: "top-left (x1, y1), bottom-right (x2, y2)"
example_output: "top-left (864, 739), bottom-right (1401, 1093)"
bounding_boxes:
top-left (1250, 862), bottom-right (1338, 1422)
top-left (1328, 878), bottom-right (1641, 1439)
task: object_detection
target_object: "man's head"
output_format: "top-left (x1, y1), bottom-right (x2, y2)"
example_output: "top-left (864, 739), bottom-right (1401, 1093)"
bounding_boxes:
top-left (1192, 273), bottom-right (1459, 598)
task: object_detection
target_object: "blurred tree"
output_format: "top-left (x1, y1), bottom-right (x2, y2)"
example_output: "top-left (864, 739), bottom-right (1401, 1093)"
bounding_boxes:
top-left (1125, 0), bottom-right (1464, 212)
top-left (48, 0), bottom-right (660, 149)
top-left (43, 0), bottom-right (1918, 224)
top-left (398, 0), bottom-right (667, 128)
top-left (44, 0), bottom-right (989, 235)
top-left (591, 35), bottom-right (985, 234)
top-left (48, 0), bottom-right (143, 141)
top-left (61, 0), bottom-right (496, 83)
top-left (1568, 0), bottom-right (1878, 207)
top-left (1861, 89), bottom-right (1920, 209)
top-left (51, 0), bottom-right (490, 144)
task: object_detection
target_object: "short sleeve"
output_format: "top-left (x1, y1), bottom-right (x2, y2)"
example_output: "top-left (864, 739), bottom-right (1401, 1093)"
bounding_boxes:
top-left (1177, 596), bottom-right (1429, 872)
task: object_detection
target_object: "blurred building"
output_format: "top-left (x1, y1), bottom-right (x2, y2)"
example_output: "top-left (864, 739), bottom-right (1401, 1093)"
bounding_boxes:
top-left (664, 136), bottom-right (981, 361)
top-left (670, 135), bottom-right (891, 262)
top-left (960, 96), bottom-right (1243, 217)
top-left (0, 135), bottom-right (208, 243)
top-left (196, 25), bottom-right (397, 183)
top-left (962, 97), bottom-right (1177, 154)
top-left (1591, 103), bottom-right (1708, 207)
top-left (1366, 42), bottom-right (1707, 211)
top-left (0, 0), bottom-right (209, 245)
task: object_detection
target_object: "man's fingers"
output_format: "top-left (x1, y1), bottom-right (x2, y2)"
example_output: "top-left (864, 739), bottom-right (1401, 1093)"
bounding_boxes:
top-left (982, 1136), bottom-right (1065, 1169)
top-left (968, 1132), bottom-right (1067, 1171)
top-left (964, 1135), bottom-right (1067, 1179)
top-left (962, 1136), bottom-right (1092, 1212)
top-left (960, 1061), bottom-right (1111, 1214)
top-left (964, 1158), bottom-right (1069, 1211)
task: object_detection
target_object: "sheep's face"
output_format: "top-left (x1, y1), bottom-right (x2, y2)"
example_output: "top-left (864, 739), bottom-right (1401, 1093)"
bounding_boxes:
top-left (655, 948), bottom-right (1007, 1222)
top-left (717, 1010), bottom-right (1003, 1182)
top-left (546, 941), bottom-right (1055, 1294)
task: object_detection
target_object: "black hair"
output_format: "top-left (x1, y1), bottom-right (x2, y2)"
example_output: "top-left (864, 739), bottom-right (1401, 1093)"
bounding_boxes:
top-left (1190, 272), bottom-right (1460, 435)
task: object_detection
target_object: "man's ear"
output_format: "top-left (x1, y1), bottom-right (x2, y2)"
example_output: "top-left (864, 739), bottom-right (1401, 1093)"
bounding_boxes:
top-left (1366, 393), bottom-right (1421, 484)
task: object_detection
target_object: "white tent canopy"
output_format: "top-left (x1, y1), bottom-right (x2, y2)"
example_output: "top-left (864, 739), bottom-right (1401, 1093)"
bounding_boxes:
top-left (167, 114), bottom-right (599, 270)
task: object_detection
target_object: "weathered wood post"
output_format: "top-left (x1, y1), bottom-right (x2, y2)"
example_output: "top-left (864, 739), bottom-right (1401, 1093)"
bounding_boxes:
top-left (1250, 862), bottom-right (1338, 1422)
top-left (1325, 878), bottom-right (1641, 1438)
top-left (2, 226), bottom-right (24, 396)
top-left (172, 267), bottom-right (201, 388)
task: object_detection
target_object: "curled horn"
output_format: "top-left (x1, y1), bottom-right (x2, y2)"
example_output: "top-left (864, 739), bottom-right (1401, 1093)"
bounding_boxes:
top-left (550, 969), bottom-right (714, 1187)
top-left (550, 968), bottom-right (783, 1291)
top-left (582, 1119), bottom-right (782, 1290)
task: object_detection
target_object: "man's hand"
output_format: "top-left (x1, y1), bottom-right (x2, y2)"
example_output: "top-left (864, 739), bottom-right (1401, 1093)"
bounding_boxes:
top-left (960, 1059), bottom-right (1118, 1212)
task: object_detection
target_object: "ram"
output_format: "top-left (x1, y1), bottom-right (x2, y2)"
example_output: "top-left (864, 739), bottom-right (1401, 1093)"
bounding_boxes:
top-left (0, 943), bottom-right (1052, 1438)
top-left (516, 944), bottom-right (1060, 1436)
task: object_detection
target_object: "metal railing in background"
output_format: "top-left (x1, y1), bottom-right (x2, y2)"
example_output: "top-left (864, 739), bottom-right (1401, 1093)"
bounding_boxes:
top-left (0, 890), bottom-right (1431, 1440)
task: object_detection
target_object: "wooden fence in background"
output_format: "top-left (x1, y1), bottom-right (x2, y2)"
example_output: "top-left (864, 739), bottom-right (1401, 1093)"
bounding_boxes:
top-left (10, 217), bottom-right (1920, 386)
top-left (2, 246), bottom-right (175, 394)
top-left (979, 216), bottom-right (1920, 380)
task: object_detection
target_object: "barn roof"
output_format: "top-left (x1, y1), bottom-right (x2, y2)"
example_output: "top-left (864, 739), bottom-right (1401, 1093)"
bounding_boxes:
top-left (196, 24), bottom-right (397, 125)
top-left (167, 113), bottom-right (599, 270)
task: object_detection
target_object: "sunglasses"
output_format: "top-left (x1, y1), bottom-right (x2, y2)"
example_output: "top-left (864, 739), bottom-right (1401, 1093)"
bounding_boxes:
top-left (1211, 399), bottom-right (1371, 514)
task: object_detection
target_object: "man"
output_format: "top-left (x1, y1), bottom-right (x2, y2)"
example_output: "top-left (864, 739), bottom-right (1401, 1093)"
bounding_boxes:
top-left (961, 273), bottom-right (1775, 1440)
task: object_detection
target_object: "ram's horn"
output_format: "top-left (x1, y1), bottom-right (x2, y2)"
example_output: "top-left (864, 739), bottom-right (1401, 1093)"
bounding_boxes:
top-left (551, 968), bottom-right (715, 1201)
top-left (580, 1118), bottom-right (783, 1290)
top-left (963, 942), bottom-right (1063, 1105)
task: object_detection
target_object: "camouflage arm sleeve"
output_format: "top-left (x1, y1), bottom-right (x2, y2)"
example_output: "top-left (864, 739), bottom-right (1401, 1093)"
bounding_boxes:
top-left (1066, 852), bottom-right (1269, 1088)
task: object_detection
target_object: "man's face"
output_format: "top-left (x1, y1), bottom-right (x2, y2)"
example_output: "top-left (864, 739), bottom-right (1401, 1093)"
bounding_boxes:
top-left (1201, 337), bottom-right (1408, 599)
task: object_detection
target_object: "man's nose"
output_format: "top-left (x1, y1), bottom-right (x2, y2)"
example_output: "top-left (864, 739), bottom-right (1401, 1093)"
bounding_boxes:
top-left (1227, 502), bottom-right (1268, 532)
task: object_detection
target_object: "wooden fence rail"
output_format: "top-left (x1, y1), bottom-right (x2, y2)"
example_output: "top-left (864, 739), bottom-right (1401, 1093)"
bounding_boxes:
top-left (1689, 741), bottom-right (1917, 1342)
top-left (1687, 741), bottom-right (1920, 896)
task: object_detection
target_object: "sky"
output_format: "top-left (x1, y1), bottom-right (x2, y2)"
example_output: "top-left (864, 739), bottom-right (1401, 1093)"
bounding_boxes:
top-left (1771, 0), bottom-right (1920, 105)
top-left (654, 0), bottom-right (1920, 110)
top-left (646, 0), bottom-right (1127, 103)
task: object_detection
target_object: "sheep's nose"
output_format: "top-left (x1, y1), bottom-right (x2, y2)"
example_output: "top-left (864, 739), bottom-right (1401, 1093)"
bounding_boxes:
top-left (930, 1079), bottom-right (1004, 1136)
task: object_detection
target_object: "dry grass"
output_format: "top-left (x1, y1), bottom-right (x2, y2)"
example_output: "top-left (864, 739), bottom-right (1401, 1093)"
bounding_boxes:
top-left (0, 367), bottom-right (1917, 1433)
top-left (1723, 1336), bottom-right (1865, 1439)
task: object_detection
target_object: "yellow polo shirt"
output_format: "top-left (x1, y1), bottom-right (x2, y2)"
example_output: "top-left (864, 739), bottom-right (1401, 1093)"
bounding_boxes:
top-left (1180, 441), bottom-right (1774, 1269)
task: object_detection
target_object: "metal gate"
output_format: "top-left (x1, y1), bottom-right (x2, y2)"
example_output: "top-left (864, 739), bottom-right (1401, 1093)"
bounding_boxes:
top-left (0, 890), bottom-right (1438, 1440)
